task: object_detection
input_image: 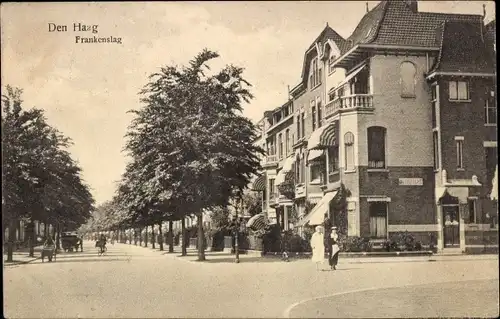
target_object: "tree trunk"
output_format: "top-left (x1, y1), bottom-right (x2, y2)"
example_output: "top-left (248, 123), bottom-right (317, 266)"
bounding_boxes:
top-left (168, 220), bottom-right (174, 253)
top-left (56, 226), bottom-right (61, 251)
top-left (181, 218), bottom-right (187, 256)
top-left (151, 225), bottom-right (156, 249)
top-left (44, 223), bottom-right (49, 238)
top-left (145, 226), bottom-right (148, 247)
top-left (29, 221), bottom-right (36, 257)
top-left (139, 228), bottom-right (143, 246)
top-left (197, 212), bottom-right (206, 261)
top-left (6, 218), bottom-right (16, 262)
top-left (158, 222), bottom-right (164, 251)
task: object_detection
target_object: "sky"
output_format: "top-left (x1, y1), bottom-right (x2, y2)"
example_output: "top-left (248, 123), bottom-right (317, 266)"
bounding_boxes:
top-left (1, 1), bottom-right (495, 205)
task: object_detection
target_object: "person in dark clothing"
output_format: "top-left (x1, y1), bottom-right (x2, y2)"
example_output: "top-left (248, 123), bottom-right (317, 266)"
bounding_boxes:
top-left (329, 226), bottom-right (340, 270)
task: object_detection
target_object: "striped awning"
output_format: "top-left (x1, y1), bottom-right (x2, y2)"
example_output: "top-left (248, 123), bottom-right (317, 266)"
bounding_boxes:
top-left (307, 122), bottom-right (338, 150)
top-left (276, 157), bottom-right (295, 185)
top-left (297, 191), bottom-right (338, 227)
top-left (307, 149), bottom-right (325, 163)
top-left (246, 213), bottom-right (268, 231)
top-left (251, 175), bottom-right (266, 191)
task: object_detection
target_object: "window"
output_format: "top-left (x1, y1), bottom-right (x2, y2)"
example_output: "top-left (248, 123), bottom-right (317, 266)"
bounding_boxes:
top-left (311, 103), bottom-right (316, 131)
top-left (400, 62), bottom-right (416, 97)
top-left (449, 81), bottom-right (469, 101)
top-left (369, 202), bottom-right (387, 238)
top-left (367, 126), bottom-right (386, 169)
top-left (301, 153), bottom-right (306, 183)
top-left (310, 58), bottom-right (321, 89)
top-left (485, 91), bottom-right (497, 124)
top-left (317, 99), bottom-right (323, 128)
top-left (278, 133), bottom-right (283, 159)
top-left (431, 84), bottom-right (438, 128)
top-left (328, 147), bottom-right (339, 173)
top-left (455, 137), bottom-right (464, 169)
top-left (328, 55), bottom-right (336, 74)
top-left (269, 179), bottom-right (275, 198)
top-left (329, 91), bottom-right (336, 102)
top-left (468, 199), bottom-right (477, 224)
top-left (296, 155), bottom-right (301, 182)
top-left (301, 113), bottom-right (305, 137)
top-left (344, 132), bottom-right (355, 171)
top-left (297, 115), bottom-right (301, 139)
top-left (310, 164), bottom-right (322, 182)
top-left (433, 131), bottom-right (440, 171)
top-left (285, 129), bottom-right (290, 156)
top-left (485, 147), bottom-right (497, 193)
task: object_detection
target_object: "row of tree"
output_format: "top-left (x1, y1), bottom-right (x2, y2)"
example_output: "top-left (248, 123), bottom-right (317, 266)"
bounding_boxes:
top-left (2, 86), bottom-right (95, 261)
top-left (80, 50), bottom-right (264, 261)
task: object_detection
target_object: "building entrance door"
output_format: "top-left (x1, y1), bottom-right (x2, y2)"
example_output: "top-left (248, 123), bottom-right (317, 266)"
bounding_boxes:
top-left (442, 205), bottom-right (460, 248)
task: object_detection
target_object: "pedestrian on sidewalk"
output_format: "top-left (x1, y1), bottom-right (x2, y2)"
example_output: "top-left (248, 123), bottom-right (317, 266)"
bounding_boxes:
top-left (329, 226), bottom-right (340, 270)
top-left (310, 226), bottom-right (325, 271)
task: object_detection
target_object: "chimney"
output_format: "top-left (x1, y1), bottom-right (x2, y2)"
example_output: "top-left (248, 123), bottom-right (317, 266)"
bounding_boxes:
top-left (404, 0), bottom-right (418, 12)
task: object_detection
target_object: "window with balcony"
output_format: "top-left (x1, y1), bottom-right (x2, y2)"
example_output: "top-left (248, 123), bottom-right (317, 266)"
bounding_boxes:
top-left (455, 137), bottom-right (464, 170)
top-left (317, 98), bottom-right (323, 128)
top-left (311, 103), bottom-right (317, 131)
top-left (297, 115), bottom-right (301, 139)
top-left (344, 132), bottom-right (355, 171)
top-left (285, 129), bottom-right (290, 156)
top-left (369, 202), bottom-right (387, 239)
top-left (269, 179), bottom-right (275, 199)
top-left (449, 81), bottom-right (469, 101)
top-left (329, 90), bottom-right (336, 102)
top-left (367, 126), bottom-right (386, 169)
top-left (400, 61), bottom-right (416, 98)
top-left (433, 131), bottom-right (440, 171)
top-left (278, 133), bottom-right (283, 159)
top-left (485, 92), bottom-right (497, 125)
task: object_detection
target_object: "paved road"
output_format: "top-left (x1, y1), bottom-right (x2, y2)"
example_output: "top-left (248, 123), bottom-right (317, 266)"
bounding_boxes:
top-left (4, 241), bottom-right (499, 318)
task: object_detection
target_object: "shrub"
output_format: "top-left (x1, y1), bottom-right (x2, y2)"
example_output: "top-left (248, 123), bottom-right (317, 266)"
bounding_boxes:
top-left (338, 235), bottom-right (372, 252)
top-left (385, 231), bottom-right (423, 252)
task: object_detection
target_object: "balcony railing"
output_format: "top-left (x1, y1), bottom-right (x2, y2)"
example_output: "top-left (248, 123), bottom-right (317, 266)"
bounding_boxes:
top-left (325, 94), bottom-right (373, 117)
top-left (266, 155), bottom-right (278, 164)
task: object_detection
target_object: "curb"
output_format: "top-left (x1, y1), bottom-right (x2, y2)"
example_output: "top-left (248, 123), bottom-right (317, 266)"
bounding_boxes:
top-left (3, 256), bottom-right (41, 267)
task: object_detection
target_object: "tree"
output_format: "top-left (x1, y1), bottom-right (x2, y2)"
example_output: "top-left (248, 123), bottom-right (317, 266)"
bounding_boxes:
top-left (241, 192), bottom-right (262, 217)
top-left (2, 85), bottom-right (94, 260)
top-left (123, 49), bottom-right (264, 261)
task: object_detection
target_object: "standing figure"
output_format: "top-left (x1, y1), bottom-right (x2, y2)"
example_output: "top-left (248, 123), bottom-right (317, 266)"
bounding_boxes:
top-left (329, 226), bottom-right (340, 270)
top-left (310, 226), bottom-right (325, 271)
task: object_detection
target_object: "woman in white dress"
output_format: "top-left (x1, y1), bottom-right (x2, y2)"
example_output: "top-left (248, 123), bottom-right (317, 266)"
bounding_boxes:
top-left (310, 226), bottom-right (325, 271)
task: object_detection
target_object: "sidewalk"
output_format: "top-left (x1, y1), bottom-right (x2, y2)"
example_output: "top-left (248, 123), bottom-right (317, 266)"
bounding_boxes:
top-left (3, 246), bottom-right (43, 266)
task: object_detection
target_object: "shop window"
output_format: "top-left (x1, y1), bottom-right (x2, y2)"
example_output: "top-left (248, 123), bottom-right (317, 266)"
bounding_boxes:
top-left (369, 202), bottom-right (387, 238)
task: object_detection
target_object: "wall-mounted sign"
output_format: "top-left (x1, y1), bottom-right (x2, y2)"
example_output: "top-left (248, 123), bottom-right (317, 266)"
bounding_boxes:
top-left (398, 178), bottom-right (423, 186)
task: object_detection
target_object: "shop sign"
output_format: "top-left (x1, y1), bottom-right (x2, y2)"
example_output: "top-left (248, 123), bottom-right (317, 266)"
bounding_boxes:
top-left (398, 178), bottom-right (423, 186)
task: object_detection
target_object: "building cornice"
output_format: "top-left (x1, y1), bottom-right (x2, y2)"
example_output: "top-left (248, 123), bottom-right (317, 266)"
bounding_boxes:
top-left (426, 71), bottom-right (496, 80)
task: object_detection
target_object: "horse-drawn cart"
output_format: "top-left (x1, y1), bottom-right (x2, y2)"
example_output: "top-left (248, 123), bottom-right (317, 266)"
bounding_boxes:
top-left (41, 244), bottom-right (56, 263)
top-left (61, 233), bottom-right (83, 252)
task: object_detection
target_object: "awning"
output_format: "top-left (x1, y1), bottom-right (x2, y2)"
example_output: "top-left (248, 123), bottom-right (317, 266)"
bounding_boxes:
top-left (297, 191), bottom-right (338, 227)
top-left (331, 64), bottom-right (367, 93)
top-left (307, 122), bottom-right (338, 150)
top-left (436, 187), bottom-right (469, 204)
top-left (307, 149), bottom-right (325, 163)
top-left (275, 157), bottom-right (295, 185)
top-left (491, 165), bottom-right (498, 201)
top-left (251, 175), bottom-right (266, 191)
top-left (246, 213), bottom-right (268, 231)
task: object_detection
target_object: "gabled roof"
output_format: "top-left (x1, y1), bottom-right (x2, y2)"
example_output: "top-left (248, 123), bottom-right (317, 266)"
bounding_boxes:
top-left (340, 1), bottom-right (483, 54)
top-left (429, 20), bottom-right (495, 74)
top-left (299, 25), bottom-right (347, 84)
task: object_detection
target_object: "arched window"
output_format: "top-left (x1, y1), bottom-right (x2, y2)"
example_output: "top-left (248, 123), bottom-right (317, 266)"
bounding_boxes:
top-left (344, 132), bottom-right (355, 171)
top-left (400, 61), bottom-right (416, 97)
top-left (367, 126), bottom-right (387, 168)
